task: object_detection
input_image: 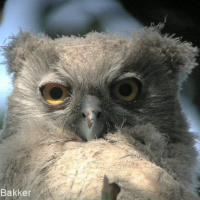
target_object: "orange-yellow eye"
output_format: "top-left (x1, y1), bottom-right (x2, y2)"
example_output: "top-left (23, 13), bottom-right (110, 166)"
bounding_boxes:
top-left (113, 79), bottom-right (140, 101)
top-left (41, 83), bottom-right (69, 105)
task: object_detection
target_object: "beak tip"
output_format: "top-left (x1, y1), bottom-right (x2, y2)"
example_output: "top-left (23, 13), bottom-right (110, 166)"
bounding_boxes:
top-left (77, 117), bottom-right (104, 141)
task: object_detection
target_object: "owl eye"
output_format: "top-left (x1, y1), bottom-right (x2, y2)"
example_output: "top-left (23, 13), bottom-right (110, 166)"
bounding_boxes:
top-left (41, 83), bottom-right (69, 105)
top-left (112, 79), bottom-right (140, 101)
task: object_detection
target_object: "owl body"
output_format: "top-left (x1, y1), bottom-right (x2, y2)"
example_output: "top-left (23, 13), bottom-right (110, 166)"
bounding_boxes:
top-left (0, 26), bottom-right (199, 199)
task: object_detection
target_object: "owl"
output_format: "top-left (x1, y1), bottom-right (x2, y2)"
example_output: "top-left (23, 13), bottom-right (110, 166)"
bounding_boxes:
top-left (0, 25), bottom-right (199, 200)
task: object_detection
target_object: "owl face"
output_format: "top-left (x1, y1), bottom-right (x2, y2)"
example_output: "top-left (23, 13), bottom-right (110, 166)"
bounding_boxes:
top-left (4, 27), bottom-right (198, 141)
top-left (38, 72), bottom-right (142, 140)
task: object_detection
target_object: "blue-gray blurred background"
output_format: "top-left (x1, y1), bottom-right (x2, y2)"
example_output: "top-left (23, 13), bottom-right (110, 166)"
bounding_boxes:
top-left (0, 0), bottom-right (199, 152)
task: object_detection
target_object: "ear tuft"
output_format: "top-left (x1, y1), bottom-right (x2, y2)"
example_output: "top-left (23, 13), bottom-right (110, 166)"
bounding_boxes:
top-left (164, 35), bottom-right (198, 74)
top-left (161, 32), bottom-right (199, 85)
top-left (130, 25), bottom-right (198, 79)
top-left (3, 31), bottom-right (41, 74)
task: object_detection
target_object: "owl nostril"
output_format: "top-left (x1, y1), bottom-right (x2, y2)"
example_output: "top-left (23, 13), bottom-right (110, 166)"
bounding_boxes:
top-left (82, 111), bottom-right (101, 119)
top-left (97, 112), bottom-right (101, 119)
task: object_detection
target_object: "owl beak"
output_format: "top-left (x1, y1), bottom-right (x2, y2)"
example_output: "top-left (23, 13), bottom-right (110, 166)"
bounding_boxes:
top-left (77, 95), bottom-right (104, 141)
top-left (83, 110), bottom-right (100, 129)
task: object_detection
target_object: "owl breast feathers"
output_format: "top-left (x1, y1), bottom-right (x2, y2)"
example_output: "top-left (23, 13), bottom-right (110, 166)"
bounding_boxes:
top-left (0, 25), bottom-right (199, 200)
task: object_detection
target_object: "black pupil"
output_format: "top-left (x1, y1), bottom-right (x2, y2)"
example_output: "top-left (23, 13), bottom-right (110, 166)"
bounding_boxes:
top-left (50, 87), bottom-right (63, 100)
top-left (119, 84), bottom-right (133, 96)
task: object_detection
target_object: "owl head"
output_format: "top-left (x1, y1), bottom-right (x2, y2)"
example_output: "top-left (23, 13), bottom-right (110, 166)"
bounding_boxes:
top-left (3, 26), bottom-right (198, 142)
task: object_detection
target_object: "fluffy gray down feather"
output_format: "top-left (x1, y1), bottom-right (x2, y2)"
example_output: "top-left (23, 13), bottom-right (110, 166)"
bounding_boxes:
top-left (0, 123), bottom-right (199, 200)
top-left (0, 26), bottom-right (199, 199)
